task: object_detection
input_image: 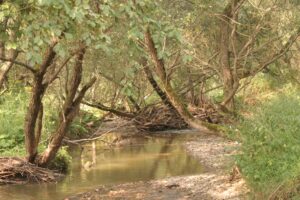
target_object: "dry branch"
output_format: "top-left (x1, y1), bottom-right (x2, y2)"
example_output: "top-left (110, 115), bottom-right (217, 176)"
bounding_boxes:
top-left (0, 157), bottom-right (63, 185)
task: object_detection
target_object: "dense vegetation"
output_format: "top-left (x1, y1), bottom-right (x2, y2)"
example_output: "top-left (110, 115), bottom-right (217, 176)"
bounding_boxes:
top-left (0, 0), bottom-right (300, 198)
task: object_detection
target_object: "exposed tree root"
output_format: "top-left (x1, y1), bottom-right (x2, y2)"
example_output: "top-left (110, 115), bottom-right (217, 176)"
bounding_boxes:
top-left (0, 157), bottom-right (63, 185)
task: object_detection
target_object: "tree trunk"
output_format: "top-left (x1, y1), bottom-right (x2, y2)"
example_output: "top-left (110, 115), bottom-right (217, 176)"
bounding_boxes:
top-left (24, 42), bottom-right (57, 163)
top-left (218, 0), bottom-right (245, 112)
top-left (186, 67), bottom-right (196, 105)
top-left (219, 1), bottom-right (236, 111)
top-left (37, 46), bottom-right (96, 166)
top-left (141, 58), bottom-right (177, 112)
top-left (144, 28), bottom-right (214, 133)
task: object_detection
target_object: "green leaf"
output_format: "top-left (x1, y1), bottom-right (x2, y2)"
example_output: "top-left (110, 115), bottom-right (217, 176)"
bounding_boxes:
top-left (183, 55), bottom-right (193, 64)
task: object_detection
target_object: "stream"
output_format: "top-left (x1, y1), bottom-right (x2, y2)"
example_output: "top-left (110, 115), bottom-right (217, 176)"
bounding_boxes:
top-left (0, 132), bottom-right (204, 200)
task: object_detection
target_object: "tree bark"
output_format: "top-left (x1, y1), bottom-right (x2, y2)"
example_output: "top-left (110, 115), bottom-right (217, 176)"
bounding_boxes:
top-left (34, 104), bottom-right (44, 147)
top-left (219, 0), bottom-right (239, 111)
top-left (24, 41), bottom-right (57, 163)
top-left (141, 58), bottom-right (177, 112)
top-left (37, 46), bottom-right (96, 166)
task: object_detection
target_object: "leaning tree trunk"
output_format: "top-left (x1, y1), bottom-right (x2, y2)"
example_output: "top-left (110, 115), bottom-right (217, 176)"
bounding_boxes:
top-left (144, 29), bottom-right (215, 133)
top-left (141, 58), bottom-right (178, 113)
top-left (37, 46), bottom-right (96, 167)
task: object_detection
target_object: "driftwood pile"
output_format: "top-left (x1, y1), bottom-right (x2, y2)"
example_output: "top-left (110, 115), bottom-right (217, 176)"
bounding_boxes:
top-left (133, 104), bottom-right (224, 131)
top-left (0, 157), bottom-right (63, 185)
top-left (134, 104), bottom-right (188, 131)
top-left (190, 105), bottom-right (224, 124)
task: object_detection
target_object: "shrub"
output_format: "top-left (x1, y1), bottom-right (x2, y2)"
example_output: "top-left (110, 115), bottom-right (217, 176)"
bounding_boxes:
top-left (0, 89), bottom-right (28, 156)
top-left (67, 111), bottom-right (100, 139)
top-left (237, 93), bottom-right (300, 198)
top-left (48, 147), bottom-right (72, 173)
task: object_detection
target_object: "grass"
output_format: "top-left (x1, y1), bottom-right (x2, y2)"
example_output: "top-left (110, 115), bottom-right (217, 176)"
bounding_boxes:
top-left (0, 88), bottom-right (28, 156)
top-left (236, 92), bottom-right (300, 199)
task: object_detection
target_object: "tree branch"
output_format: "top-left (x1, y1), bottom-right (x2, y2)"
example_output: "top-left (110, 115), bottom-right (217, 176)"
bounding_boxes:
top-left (0, 57), bottom-right (37, 73)
top-left (81, 100), bottom-right (135, 118)
top-left (252, 27), bottom-right (300, 76)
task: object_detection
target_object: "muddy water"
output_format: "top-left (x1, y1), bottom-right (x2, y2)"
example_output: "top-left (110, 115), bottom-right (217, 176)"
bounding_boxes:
top-left (0, 134), bottom-right (204, 200)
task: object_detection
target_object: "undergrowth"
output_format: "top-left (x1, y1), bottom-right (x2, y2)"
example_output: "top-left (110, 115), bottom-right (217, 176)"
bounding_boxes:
top-left (0, 87), bottom-right (94, 171)
top-left (236, 92), bottom-right (300, 199)
top-left (0, 88), bottom-right (28, 156)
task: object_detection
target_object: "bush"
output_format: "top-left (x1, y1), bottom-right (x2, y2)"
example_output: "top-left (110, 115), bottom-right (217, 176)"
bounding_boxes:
top-left (48, 147), bottom-right (72, 173)
top-left (0, 89), bottom-right (28, 156)
top-left (237, 93), bottom-right (300, 198)
top-left (67, 111), bottom-right (100, 139)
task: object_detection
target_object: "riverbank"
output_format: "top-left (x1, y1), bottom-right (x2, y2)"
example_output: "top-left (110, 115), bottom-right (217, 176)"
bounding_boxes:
top-left (0, 157), bottom-right (64, 185)
top-left (66, 130), bottom-right (249, 200)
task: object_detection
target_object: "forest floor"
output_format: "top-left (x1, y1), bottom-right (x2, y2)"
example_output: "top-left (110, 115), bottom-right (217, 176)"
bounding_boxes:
top-left (66, 121), bottom-right (249, 200)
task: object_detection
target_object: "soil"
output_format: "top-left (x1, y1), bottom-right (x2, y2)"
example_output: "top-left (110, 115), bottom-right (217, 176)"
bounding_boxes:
top-left (66, 128), bottom-right (249, 200)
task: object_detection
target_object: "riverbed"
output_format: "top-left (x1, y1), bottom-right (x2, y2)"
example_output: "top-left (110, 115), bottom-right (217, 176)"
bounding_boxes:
top-left (0, 125), bottom-right (248, 200)
top-left (0, 131), bottom-right (206, 200)
top-left (67, 130), bottom-right (249, 200)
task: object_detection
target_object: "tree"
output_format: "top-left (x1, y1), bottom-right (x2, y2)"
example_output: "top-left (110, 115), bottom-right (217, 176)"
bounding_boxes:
top-left (161, 0), bottom-right (300, 111)
top-left (0, 0), bottom-right (114, 165)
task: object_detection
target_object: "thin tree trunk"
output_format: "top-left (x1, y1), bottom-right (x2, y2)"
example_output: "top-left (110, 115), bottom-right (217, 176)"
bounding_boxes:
top-left (127, 96), bottom-right (141, 111)
top-left (186, 67), bottom-right (195, 105)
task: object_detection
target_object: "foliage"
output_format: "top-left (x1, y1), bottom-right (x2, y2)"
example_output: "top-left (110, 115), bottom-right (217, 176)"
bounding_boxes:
top-left (0, 0), bottom-right (116, 78)
top-left (0, 88), bottom-right (28, 156)
top-left (0, 1), bottom-right (299, 196)
top-left (47, 146), bottom-right (72, 173)
top-left (236, 92), bottom-right (300, 198)
top-left (68, 111), bottom-right (100, 139)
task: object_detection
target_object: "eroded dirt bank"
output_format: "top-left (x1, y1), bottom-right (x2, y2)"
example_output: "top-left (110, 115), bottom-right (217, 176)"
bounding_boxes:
top-left (66, 130), bottom-right (249, 200)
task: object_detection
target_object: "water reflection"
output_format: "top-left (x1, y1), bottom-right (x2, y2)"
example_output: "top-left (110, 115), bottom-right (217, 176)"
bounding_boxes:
top-left (0, 135), bottom-right (204, 200)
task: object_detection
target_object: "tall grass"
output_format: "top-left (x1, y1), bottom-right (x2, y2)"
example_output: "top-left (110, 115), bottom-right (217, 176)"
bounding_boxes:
top-left (237, 93), bottom-right (300, 199)
top-left (0, 88), bottom-right (28, 156)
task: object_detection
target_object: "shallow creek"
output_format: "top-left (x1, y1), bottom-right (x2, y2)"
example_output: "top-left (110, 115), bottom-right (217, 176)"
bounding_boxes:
top-left (0, 132), bottom-right (204, 200)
